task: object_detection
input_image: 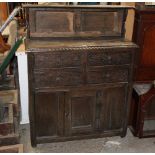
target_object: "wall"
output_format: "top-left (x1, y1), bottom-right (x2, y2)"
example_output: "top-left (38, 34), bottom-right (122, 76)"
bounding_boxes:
top-left (121, 2), bottom-right (135, 41)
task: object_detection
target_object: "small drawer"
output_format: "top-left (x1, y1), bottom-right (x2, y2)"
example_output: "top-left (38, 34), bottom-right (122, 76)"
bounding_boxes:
top-left (87, 67), bottom-right (129, 84)
top-left (87, 49), bottom-right (132, 66)
top-left (34, 51), bottom-right (83, 69)
top-left (34, 68), bottom-right (84, 88)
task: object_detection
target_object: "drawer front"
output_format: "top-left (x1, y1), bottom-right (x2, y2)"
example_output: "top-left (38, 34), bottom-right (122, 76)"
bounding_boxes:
top-left (87, 67), bottom-right (129, 84)
top-left (87, 50), bottom-right (132, 66)
top-left (34, 51), bottom-right (83, 69)
top-left (34, 68), bottom-right (84, 88)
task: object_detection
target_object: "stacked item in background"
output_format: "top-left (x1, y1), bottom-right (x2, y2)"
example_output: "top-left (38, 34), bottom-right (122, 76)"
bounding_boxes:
top-left (0, 69), bottom-right (23, 152)
top-left (0, 89), bottom-right (19, 146)
top-left (0, 30), bottom-right (23, 154)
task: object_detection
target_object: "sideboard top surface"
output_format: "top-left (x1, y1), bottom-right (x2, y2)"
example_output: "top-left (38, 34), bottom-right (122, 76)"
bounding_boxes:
top-left (23, 4), bottom-right (134, 9)
top-left (25, 39), bottom-right (138, 51)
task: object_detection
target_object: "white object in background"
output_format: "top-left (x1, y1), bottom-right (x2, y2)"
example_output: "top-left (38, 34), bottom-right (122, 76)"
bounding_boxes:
top-left (100, 2), bottom-right (108, 5)
top-left (145, 2), bottom-right (155, 5)
top-left (16, 52), bottom-right (29, 124)
top-left (133, 83), bottom-right (152, 95)
top-left (72, 2), bottom-right (78, 5)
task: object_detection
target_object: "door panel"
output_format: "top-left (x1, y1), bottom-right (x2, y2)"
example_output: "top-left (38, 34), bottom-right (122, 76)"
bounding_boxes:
top-left (35, 91), bottom-right (64, 138)
top-left (65, 90), bottom-right (96, 135)
top-left (65, 85), bottom-right (127, 135)
top-left (100, 85), bottom-right (127, 131)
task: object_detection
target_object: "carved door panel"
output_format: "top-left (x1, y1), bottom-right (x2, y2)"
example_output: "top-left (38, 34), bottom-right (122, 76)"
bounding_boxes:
top-left (34, 91), bottom-right (65, 138)
top-left (98, 84), bottom-right (127, 131)
top-left (65, 90), bottom-right (97, 136)
top-left (65, 85), bottom-right (127, 136)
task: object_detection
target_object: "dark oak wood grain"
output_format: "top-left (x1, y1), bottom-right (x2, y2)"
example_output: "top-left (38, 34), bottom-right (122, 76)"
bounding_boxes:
top-left (35, 91), bottom-right (64, 137)
top-left (25, 5), bottom-right (138, 147)
top-left (24, 5), bottom-right (131, 39)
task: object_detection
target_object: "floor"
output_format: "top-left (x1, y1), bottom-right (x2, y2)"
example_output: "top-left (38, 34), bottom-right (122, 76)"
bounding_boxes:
top-left (20, 124), bottom-right (155, 153)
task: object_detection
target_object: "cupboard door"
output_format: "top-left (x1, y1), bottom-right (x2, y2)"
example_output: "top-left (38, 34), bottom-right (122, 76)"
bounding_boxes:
top-left (99, 84), bottom-right (127, 131)
top-left (65, 90), bottom-right (96, 136)
top-left (34, 91), bottom-right (64, 138)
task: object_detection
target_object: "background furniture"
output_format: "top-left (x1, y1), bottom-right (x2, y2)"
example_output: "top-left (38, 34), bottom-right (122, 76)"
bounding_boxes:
top-left (0, 3), bottom-right (8, 25)
top-left (130, 85), bottom-right (155, 138)
top-left (0, 144), bottom-right (23, 153)
top-left (0, 90), bottom-right (19, 146)
top-left (130, 5), bottom-right (155, 137)
top-left (133, 5), bottom-right (155, 82)
top-left (25, 5), bottom-right (138, 147)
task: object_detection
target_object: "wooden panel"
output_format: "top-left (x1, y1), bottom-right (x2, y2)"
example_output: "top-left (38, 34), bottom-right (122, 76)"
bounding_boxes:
top-left (133, 9), bottom-right (155, 82)
top-left (141, 24), bottom-right (155, 67)
top-left (65, 90), bottom-right (96, 135)
top-left (80, 11), bottom-right (123, 36)
top-left (27, 53), bottom-right (36, 147)
top-left (87, 49), bottom-right (132, 66)
top-left (0, 115), bottom-right (19, 147)
top-left (130, 87), bottom-right (155, 138)
top-left (0, 144), bottom-right (23, 153)
top-left (26, 6), bottom-right (128, 38)
top-left (0, 75), bottom-right (15, 90)
top-left (34, 68), bottom-right (84, 88)
top-left (145, 97), bottom-right (155, 118)
top-left (100, 85), bottom-right (127, 131)
top-left (87, 66), bottom-right (129, 84)
top-left (29, 10), bottom-right (74, 37)
top-left (140, 13), bottom-right (155, 21)
top-left (0, 134), bottom-right (19, 147)
top-left (135, 67), bottom-right (155, 82)
top-left (0, 104), bottom-right (14, 136)
top-left (35, 11), bottom-right (74, 33)
top-left (34, 51), bottom-right (83, 69)
top-left (0, 90), bottom-right (17, 104)
top-left (81, 12), bottom-right (114, 32)
top-left (35, 91), bottom-right (64, 137)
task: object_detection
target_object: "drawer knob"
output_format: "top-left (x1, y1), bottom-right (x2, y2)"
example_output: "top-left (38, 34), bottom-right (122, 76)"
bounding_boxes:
top-left (106, 73), bottom-right (110, 78)
top-left (103, 73), bottom-right (110, 78)
top-left (65, 112), bottom-right (69, 117)
top-left (102, 56), bottom-right (112, 63)
top-left (107, 56), bottom-right (112, 60)
top-left (56, 77), bottom-right (62, 81)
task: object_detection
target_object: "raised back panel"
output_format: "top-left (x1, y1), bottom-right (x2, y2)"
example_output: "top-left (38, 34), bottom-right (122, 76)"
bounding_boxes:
top-left (35, 12), bottom-right (74, 33)
top-left (29, 10), bottom-right (74, 37)
top-left (80, 11), bottom-right (123, 36)
top-left (25, 6), bottom-right (129, 39)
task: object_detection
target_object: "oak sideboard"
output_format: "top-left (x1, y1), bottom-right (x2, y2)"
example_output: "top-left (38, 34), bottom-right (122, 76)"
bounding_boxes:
top-left (24, 5), bottom-right (138, 147)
